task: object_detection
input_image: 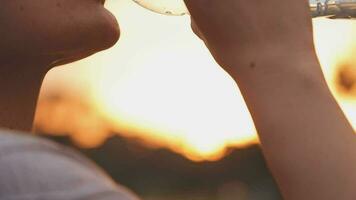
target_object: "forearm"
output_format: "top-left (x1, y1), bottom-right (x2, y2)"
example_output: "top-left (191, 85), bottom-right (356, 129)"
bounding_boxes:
top-left (230, 49), bottom-right (356, 199)
top-left (183, 0), bottom-right (353, 197)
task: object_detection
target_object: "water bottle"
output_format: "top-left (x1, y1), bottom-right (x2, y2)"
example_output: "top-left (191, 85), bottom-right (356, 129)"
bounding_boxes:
top-left (133, 0), bottom-right (356, 18)
top-left (312, 0), bottom-right (356, 18)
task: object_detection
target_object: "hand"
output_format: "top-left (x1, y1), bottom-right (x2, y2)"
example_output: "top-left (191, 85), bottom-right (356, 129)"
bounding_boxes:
top-left (186, 2), bottom-right (356, 200)
top-left (185, 0), bottom-right (315, 75)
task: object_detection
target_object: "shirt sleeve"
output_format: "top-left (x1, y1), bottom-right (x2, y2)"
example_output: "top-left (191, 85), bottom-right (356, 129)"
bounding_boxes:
top-left (0, 130), bottom-right (140, 200)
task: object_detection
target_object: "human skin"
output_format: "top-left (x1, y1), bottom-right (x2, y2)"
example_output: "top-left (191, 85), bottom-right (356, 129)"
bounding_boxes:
top-left (0, 0), bottom-right (119, 131)
top-left (185, 0), bottom-right (356, 199)
top-left (1, 0), bottom-right (356, 199)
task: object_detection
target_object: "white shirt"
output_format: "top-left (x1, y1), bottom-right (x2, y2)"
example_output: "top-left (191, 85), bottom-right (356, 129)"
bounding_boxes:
top-left (0, 130), bottom-right (139, 200)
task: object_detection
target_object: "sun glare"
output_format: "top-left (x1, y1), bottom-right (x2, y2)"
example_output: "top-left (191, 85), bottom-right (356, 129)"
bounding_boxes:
top-left (37, 0), bottom-right (356, 161)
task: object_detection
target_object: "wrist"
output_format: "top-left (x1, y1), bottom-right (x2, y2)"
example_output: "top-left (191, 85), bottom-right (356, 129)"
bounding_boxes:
top-left (222, 45), bottom-right (331, 97)
top-left (225, 44), bottom-right (322, 80)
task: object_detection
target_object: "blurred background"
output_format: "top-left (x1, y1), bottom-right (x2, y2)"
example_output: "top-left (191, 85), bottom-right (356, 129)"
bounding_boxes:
top-left (33, 0), bottom-right (356, 199)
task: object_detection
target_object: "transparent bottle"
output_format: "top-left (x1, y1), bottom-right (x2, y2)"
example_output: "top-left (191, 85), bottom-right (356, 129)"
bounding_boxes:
top-left (311, 0), bottom-right (356, 18)
top-left (132, 0), bottom-right (188, 16)
top-left (133, 0), bottom-right (356, 18)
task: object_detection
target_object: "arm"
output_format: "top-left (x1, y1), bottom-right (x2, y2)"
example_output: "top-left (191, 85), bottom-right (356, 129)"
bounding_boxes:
top-left (234, 50), bottom-right (356, 200)
top-left (184, 0), bottom-right (356, 199)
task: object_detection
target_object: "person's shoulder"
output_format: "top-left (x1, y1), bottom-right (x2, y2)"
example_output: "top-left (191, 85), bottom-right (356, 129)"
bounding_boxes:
top-left (0, 129), bottom-right (139, 200)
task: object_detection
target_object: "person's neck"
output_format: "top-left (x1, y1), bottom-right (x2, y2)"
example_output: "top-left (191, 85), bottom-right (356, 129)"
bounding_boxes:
top-left (0, 58), bottom-right (51, 132)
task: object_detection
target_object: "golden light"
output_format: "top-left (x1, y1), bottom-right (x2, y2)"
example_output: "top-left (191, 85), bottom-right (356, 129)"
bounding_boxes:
top-left (313, 18), bottom-right (356, 130)
top-left (92, 0), bottom-right (257, 160)
top-left (35, 0), bottom-right (356, 161)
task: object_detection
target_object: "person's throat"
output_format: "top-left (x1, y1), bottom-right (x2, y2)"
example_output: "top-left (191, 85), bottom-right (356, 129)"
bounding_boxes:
top-left (0, 59), bottom-right (50, 131)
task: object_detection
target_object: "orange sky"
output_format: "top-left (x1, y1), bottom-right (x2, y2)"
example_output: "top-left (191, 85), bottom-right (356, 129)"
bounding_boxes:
top-left (39, 0), bottom-right (356, 161)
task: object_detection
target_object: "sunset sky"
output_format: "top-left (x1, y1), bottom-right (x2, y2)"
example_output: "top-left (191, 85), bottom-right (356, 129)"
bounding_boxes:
top-left (38, 0), bottom-right (356, 161)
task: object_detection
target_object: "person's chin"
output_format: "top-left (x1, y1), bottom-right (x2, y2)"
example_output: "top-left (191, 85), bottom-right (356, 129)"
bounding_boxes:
top-left (94, 6), bottom-right (120, 51)
top-left (51, 50), bottom-right (97, 67)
